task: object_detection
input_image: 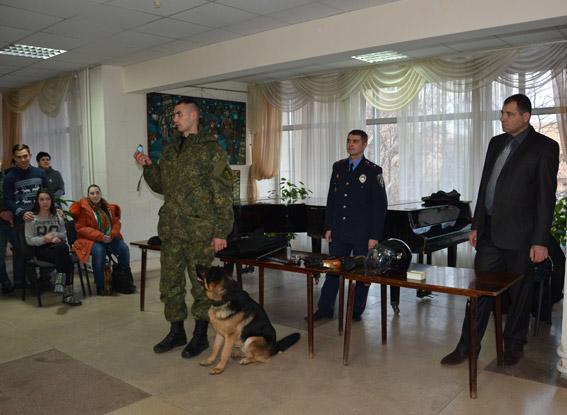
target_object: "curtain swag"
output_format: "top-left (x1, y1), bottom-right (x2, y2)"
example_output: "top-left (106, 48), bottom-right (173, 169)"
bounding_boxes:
top-left (260, 42), bottom-right (567, 112)
top-left (3, 73), bottom-right (73, 117)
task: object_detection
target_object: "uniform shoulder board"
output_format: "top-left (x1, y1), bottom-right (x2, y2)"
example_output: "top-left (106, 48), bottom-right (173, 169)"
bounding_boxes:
top-left (363, 159), bottom-right (379, 169)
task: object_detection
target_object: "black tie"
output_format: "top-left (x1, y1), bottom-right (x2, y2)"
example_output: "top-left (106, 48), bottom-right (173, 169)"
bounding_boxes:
top-left (349, 163), bottom-right (354, 173)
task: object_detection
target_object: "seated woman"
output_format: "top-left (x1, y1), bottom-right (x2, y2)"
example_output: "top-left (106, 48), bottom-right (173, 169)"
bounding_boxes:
top-left (24, 189), bottom-right (82, 306)
top-left (70, 184), bottom-right (131, 295)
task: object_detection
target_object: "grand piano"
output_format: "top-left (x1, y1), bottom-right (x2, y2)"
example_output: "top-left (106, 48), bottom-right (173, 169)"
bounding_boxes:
top-left (232, 198), bottom-right (472, 262)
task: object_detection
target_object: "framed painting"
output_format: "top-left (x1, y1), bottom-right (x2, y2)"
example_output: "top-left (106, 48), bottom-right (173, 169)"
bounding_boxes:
top-left (146, 92), bottom-right (246, 165)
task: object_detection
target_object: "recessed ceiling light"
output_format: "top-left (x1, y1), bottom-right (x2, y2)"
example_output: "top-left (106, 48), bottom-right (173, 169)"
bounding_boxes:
top-left (0, 44), bottom-right (66, 60)
top-left (351, 51), bottom-right (407, 63)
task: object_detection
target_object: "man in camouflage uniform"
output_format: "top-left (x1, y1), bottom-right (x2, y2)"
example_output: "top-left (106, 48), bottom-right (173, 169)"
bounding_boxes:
top-left (134, 98), bottom-right (234, 358)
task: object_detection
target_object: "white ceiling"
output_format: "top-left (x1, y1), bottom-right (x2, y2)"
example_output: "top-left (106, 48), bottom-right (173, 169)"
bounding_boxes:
top-left (0, 0), bottom-right (566, 90)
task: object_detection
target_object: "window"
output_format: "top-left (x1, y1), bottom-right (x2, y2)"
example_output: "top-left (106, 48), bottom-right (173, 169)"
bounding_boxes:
top-left (280, 75), bottom-right (567, 201)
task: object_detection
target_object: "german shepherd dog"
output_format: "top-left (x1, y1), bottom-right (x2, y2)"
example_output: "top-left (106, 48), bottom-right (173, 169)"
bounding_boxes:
top-left (196, 265), bottom-right (300, 375)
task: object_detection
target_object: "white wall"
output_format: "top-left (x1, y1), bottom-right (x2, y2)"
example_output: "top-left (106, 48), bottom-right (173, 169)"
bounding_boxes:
top-left (87, 65), bottom-right (161, 262)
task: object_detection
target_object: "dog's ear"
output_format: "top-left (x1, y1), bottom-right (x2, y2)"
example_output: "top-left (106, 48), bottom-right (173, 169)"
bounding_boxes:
top-left (195, 265), bottom-right (209, 284)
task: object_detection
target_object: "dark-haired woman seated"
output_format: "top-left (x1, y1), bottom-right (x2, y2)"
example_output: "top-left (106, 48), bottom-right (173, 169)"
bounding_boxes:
top-left (24, 189), bottom-right (82, 306)
top-left (70, 185), bottom-right (131, 295)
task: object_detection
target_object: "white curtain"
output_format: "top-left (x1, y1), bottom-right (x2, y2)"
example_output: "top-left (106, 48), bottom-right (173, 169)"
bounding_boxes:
top-left (21, 74), bottom-right (83, 202)
top-left (263, 43), bottom-right (567, 112)
top-left (394, 80), bottom-right (518, 267)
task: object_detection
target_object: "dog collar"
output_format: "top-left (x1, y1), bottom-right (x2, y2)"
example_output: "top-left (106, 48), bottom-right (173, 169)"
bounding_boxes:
top-left (211, 300), bottom-right (226, 307)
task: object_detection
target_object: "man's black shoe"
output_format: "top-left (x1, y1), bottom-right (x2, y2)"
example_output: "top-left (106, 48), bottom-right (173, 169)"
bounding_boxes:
top-left (181, 320), bottom-right (209, 358)
top-left (440, 348), bottom-right (467, 365)
top-left (503, 350), bottom-right (523, 366)
top-left (1, 280), bottom-right (14, 294)
top-left (306, 309), bottom-right (333, 322)
top-left (153, 321), bottom-right (187, 353)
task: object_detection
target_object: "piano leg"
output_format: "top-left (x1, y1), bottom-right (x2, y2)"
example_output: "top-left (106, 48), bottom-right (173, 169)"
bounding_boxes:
top-left (311, 237), bottom-right (322, 254)
top-left (416, 252), bottom-right (432, 298)
top-left (447, 245), bottom-right (457, 267)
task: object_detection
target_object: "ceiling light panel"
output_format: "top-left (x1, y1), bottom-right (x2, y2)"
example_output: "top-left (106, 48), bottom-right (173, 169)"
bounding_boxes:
top-left (351, 50), bottom-right (407, 63)
top-left (0, 44), bottom-right (66, 59)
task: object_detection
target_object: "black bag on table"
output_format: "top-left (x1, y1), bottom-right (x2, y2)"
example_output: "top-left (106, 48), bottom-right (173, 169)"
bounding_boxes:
top-left (216, 232), bottom-right (288, 259)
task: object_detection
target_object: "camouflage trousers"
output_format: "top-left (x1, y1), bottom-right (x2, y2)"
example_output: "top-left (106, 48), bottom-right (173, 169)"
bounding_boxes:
top-left (160, 237), bottom-right (214, 322)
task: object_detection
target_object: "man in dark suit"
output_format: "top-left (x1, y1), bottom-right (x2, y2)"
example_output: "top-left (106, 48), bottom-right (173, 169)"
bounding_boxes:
top-left (441, 94), bottom-right (559, 366)
top-left (313, 129), bottom-right (388, 322)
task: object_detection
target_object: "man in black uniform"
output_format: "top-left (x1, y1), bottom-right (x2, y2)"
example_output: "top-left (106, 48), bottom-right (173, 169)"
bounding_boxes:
top-left (314, 129), bottom-right (388, 322)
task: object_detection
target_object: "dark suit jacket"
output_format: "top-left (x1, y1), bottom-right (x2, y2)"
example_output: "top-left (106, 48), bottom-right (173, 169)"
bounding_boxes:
top-left (472, 126), bottom-right (559, 250)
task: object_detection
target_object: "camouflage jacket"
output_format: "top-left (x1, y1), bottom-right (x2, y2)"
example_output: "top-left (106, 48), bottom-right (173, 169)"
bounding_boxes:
top-left (143, 132), bottom-right (234, 242)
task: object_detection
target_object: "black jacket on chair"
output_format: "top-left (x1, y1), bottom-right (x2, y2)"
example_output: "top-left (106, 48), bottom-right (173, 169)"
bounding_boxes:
top-left (472, 126), bottom-right (560, 250)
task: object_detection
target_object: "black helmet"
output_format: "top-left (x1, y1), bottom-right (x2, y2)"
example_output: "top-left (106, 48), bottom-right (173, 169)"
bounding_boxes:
top-left (365, 238), bottom-right (412, 274)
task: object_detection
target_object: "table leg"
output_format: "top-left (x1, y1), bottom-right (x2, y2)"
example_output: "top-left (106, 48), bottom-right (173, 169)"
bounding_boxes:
top-left (381, 284), bottom-right (387, 344)
top-left (343, 278), bottom-right (356, 365)
top-left (494, 295), bottom-right (504, 366)
top-left (140, 248), bottom-right (147, 312)
top-left (338, 275), bottom-right (344, 336)
top-left (307, 273), bottom-right (314, 358)
top-left (258, 266), bottom-right (264, 307)
top-left (468, 297), bottom-right (478, 399)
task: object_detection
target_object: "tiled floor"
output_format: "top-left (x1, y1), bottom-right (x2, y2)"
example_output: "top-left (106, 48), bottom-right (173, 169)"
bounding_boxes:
top-left (0, 260), bottom-right (566, 415)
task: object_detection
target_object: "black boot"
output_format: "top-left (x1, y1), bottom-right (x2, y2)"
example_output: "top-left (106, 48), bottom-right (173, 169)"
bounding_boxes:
top-left (153, 321), bottom-right (187, 353)
top-left (181, 320), bottom-right (209, 358)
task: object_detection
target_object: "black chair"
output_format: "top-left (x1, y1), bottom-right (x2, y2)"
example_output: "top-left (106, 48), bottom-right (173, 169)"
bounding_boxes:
top-left (20, 221), bottom-right (89, 306)
top-left (18, 234), bottom-right (55, 307)
top-left (65, 219), bottom-right (91, 297)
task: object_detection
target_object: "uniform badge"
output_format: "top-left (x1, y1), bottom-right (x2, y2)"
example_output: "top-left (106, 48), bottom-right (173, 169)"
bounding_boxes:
top-left (377, 174), bottom-right (385, 188)
top-left (359, 174), bottom-right (366, 183)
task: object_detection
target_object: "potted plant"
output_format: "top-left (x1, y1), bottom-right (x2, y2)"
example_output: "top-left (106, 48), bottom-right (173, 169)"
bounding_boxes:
top-left (267, 178), bottom-right (313, 255)
top-left (269, 177), bottom-right (312, 205)
top-left (551, 196), bottom-right (566, 248)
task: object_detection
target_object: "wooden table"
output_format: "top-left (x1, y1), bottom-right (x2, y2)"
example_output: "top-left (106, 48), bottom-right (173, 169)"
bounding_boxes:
top-left (341, 263), bottom-right (522, 399)
top-left (218, 250), bottom-right (333, 359)
top-left (130, 241), bottom-right (161, 311)
top-left (129, 242), bottom-right (331, 358)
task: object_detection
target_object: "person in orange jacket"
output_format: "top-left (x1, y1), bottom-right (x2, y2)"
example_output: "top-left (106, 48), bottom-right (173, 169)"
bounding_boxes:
top-left (70, 184), bottom-right (130, 295)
